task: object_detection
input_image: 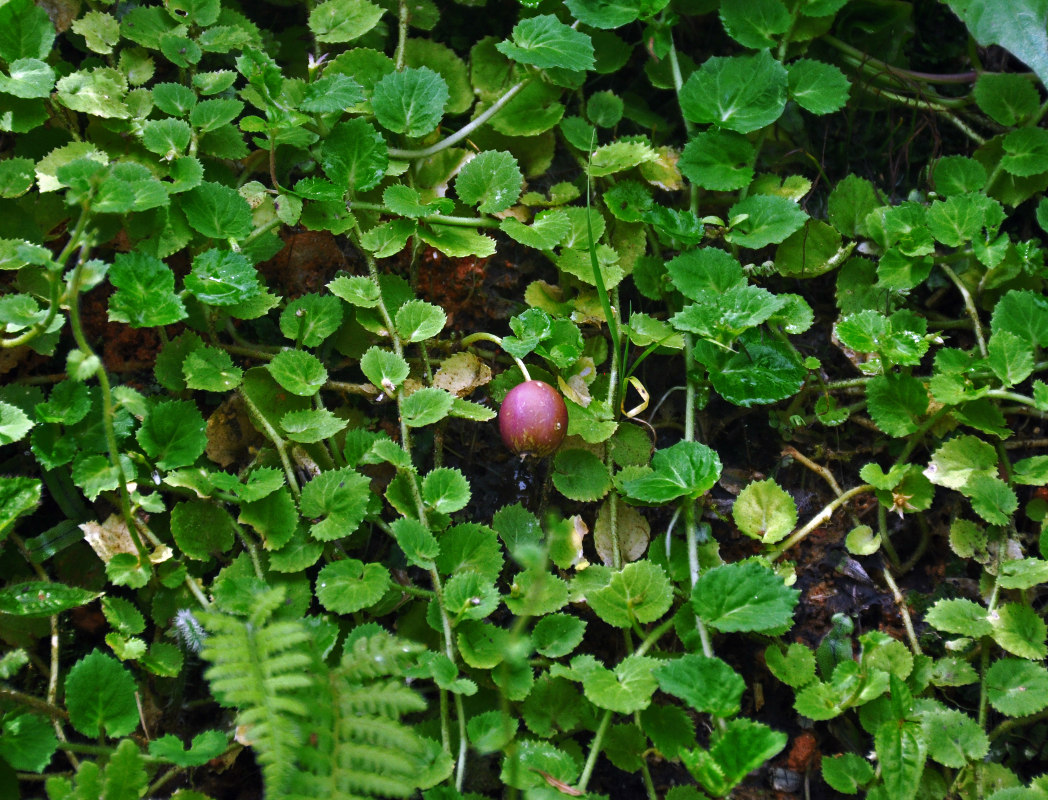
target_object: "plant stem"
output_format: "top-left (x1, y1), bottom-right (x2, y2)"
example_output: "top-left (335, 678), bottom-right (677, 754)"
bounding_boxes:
top-left (576, 708), bottom-right (613, 792)
top-left (459, 331), bottom-right (532, 379)
top-left (768, 484), bottom-right (876, 559)
top-left (388, 80), bottom-right (529, 159)
top-left (939, 263), bottom-right (987, 357)
top-left (237, 389), bottom-right (301, 501)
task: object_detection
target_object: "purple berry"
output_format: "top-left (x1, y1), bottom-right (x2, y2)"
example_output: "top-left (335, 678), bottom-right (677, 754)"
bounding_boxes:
top-left (499, 380), bottom-right (568, 457)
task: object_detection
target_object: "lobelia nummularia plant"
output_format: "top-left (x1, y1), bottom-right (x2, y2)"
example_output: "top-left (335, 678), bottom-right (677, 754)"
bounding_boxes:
top-left (0, 0), bottom-right (1047, 798)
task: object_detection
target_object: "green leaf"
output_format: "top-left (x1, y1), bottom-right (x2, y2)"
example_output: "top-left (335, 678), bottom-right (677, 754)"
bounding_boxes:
top-left (182, 183), bottom-right (253, 239)
top-left (315, 558), bottom-right (390, 613)
top-left (360, 346), bottom-right (410, 391)
top-left (622, 440), bottom-right (721, 503)
top-left (973, 72), bottom-right (1040, 126)
top-left (695, 331), bottom-right (807, 407)
top-left (968, 474), bottom-right (1017, 525)
top-left (822, 752), bottom-right (875, 793)
top-left (136, 400), bottom-right (207, 470)
top-left (875, 720), bottom-right (926, 800)
top-left (587, 561), bottom-right (672, 628)
top-left (435, 523), bottom-right (503, 583)
top-left (0, 0), bottom-right (55, 62)
top-left (190, 98), bottom-right (244, 133)
top-left (732, 478), bottom-right (797, 544)
top-left (280, 408), bottom-right (347, 443)
top-left (395, 299), bottom-right (447, 342)
top-left (500, 209), bottom-right (571, 250)
top-left (679, 51), bottom-right (787, 133)
top-left (572, 653), bottom-right (660, 713)
top-left (65, 650), bottom-right (139, 738)
top-left (106, 252), bottom-right (186, 328)
top-left (1001, 128), bottom-right (1048, 176)
top-left (55, 68), bottom-right (129, 118)
top-left (565, 0), bottom-right (645, 29)
top-left (692, 560), bottom-right (799, 633)
top-left (931, 155), bottom-right (988, 195)
top-left (382, 184), bottom-right (451, 218)
top-left (987, 330), bottom-right (1035, 386)
top-left (266, 350), bottom-right (328, 397)
top-left (945, 0), bottom-right (1048, 90)
top-left (787, 58), bottom-right (849, 114)
top-left (720, 0), bottom-right (790, 48)
top-left (924, 598), bottom-right (992, 637)
top-left (665, 247), bottom-right (745, 301)
top-left (455, 150), bottom-right (522, 213)
top-left (985, 658), bottom-right (1048, 717)
top-left (0, 476), bottom-right (40, 543)
top-left (587, 90), bottom-right (624, 127)
top-left (444, 572), bottom-right (499, 622)
top-left (991, 289), bottom-right (1048, 348)
top-left (588, 139), bottom-right (658, 177)
top-left (422, 468), bottom-right (471, 514)
top-left (867, 374), bottom-right (927, 437)
top-left (0, 581), bottom-right (99, 617)
top-left (655, 654), bottom-right (746, 717)
top-left (372, 67), bottom-right (448, 137)
top-left (279, 294), bottom-right (343, 347)
top-left (299, 467), bottom-right (371, 541)
top-left (417, 223), bottom-right (496, 258)
top-left (401, 387), bottom-right (454, 427)
top-left (171, 500), bottom-right (235, 560)
top-left (921, 709), bottom-right (988, 769)
top-left (552, 448), bottom-right (611, 501)
top-left (0, 58), bottom-right (55, 99)
top-left (181, 345), bottom-right (242, 392)
top-left (141, 118), bottom-right (191, 158)
top-left (0, 710), bottom-right (57, 772)
top-left (924, 434), bottom-right (997, 490)
top-left (328, 275), bottom-right (381, 308)
top-left (680, 719), bottom-right (787, 797)
top-left (496, 15), bottom-right (595, 71)
top-left (0, 157), bottom-right (34, 197)
top-left (309, 0), bottom-right (384, 43)
top-left (991, 602), bottom-right (1047, 659)
top-left (532, 613), bottom-right (587, 658)
top-left (300, 73), bottom-right (364, 113)
top-left (726, 194), bottom-right (807, 248)
top-left (319, 118), bottom-right (387, 193)
top-left (679, 129), bottom-right (755, 191)
top-left (764, 642), bottom-right (817, 688)
top-left (0, 401), bottom-right (32, 446)
top-left (148, 731), bottom-right (227, 768)
top-left (390, 516), bottom-right (440, 569)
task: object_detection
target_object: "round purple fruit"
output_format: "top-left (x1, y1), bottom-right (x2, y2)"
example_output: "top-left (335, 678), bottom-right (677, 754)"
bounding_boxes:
top-left (499, 380), bottom-right (568, 458)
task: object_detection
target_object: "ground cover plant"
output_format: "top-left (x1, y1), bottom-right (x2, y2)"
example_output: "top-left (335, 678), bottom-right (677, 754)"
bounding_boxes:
top-left (2, 0), bottom-right (1048, 797)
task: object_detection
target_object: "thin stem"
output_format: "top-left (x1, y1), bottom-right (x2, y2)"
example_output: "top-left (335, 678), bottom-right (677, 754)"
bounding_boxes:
top-left (348, 203), bottom-right (501, 228)
top-left (238, 389), bottom-right (301, 501)
top-left (394, 0), bottom-right (409, 70)
top-left (768, 484), bottom-right (876, 559)
top-left (939, 263), bottom-right (987, 357)
top-left (388, 80), bottom-right (529, 159)
top-left (459, 332), bottom-right (531, 380)
top-left (576, 709), bottom-right (614, 792)
top-left (880, 567), bottom-right (921, 654)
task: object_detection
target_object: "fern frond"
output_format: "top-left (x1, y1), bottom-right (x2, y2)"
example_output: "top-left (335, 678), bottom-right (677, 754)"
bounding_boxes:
top-left (290, 634), bottom-right (431, 799)
top-left (198, 587), bottom-right (314, 795)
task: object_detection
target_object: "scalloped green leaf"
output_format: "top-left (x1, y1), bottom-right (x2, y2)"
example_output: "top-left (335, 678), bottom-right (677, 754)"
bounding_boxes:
top-left (266, 350), bottom-right (328, 397)
top-left (496, 15), bottom-right (595, 71)
top-left (455, 150), bottom-right (522, 213)
top-left (655, 654), bottom-right (746, 717)
top-left (64, 650), bottom-right (139, 738)
top-left (108, 251), bottom-right (187, 328)
top-left (372, 66), bottom-right (448, 137)
top-left (552, 448), bottom-right (611, 501)
top-left (679, 51), bottom-right (787, 133)
top-left (299, 467), bottom-right (371, 541)
top-left (692, 560), bottom-right (799, 633)
top-left (315, 558), bottom-right (390, 614)
top-left (588, 561), bottom-right (672, 628)
top-left (137, 399), bottom-right (207, 470)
